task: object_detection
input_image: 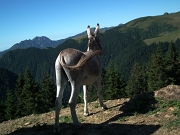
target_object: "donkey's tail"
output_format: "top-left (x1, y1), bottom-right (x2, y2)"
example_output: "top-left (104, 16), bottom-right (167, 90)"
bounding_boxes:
top-left (59, 50), bottom-right (102, 69)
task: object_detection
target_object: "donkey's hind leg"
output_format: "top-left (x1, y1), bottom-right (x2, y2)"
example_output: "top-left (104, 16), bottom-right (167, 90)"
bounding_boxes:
top-left (83, 85), bottom-right (89, 116)
top-left (69, 83), bottom-right (81, 127)
top-left (54, 58), bottom-right (68, 133)
top-left (96, 77), bottom-right (107, 110)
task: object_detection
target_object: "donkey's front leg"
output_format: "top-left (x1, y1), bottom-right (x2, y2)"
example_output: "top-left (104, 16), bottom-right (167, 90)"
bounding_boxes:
top-left (69, 84), bottom-right (82, 127)
top-left (83, 85), bottom-right (89, 116)
top-left (96, 77), bottom-right (107, 110)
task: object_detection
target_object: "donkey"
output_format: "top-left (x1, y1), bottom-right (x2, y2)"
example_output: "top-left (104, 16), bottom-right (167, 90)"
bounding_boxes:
top-left (54, 24), bottom-right (107, 133)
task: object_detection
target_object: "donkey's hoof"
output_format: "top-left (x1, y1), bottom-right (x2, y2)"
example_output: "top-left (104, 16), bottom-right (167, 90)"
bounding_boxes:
top-left (84, 112), bottom-right (89, 117)
top-left (102, 105), bottom-right (108, 110)
top-left (74, 122), bottom-right (82, 128)
top-left (54, 127), bottom-right (60, 134)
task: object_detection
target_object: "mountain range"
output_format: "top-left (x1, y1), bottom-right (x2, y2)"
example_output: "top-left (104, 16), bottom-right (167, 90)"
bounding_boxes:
top-left (0, 27), bottom-right (113, 57)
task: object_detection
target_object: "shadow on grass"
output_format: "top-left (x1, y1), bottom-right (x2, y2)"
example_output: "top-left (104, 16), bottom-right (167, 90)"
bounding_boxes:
top-left (89, 103), bottom-right (123, 116)
top-left (7, 122), bottom-right (160, 135)
top-left (8, 92), bottom-right (160, 135)
top-left (120, 92), bottom-right (157, 114)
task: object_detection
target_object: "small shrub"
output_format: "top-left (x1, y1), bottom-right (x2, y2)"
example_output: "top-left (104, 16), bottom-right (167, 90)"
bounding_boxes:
top-left (119, 116), bottom-right (129, 122)
top-left (93, 103), bottom-right (99, 108)
top-left (60, 116), bottom-right (72, 123)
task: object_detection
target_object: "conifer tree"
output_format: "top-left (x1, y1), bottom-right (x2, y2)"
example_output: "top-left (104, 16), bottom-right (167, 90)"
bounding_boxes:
top-left (104, 61), bottom-right (126, 99)
top-left (126, 62), bottom-right (147, 97)
top-left (0, 101), bottom-right (5, 122)
top-left (165, 41), bottom-right (180, 85)
top-left (4, 90), bottom-right (16, 120)
top-left (22, 68), bottom-right (39, 115)
top-left (147, 44), bottom-right (168, 91)
top-left (85, 84), bottom-right (97, 102)
top-left (14, 74), bottom-right (25, 118)
top-left (38, 73), bottom-right (56, 113)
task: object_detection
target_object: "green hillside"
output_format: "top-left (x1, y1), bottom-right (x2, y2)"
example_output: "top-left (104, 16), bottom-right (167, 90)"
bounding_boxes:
top-left (73, 12), bottom-right (180, 49)
top-left (126, 12), bottom-right (180, 28)
top-left (124, 12), bottom-right (180, 45)
top-left (144, 29), bottom-right (180, 45)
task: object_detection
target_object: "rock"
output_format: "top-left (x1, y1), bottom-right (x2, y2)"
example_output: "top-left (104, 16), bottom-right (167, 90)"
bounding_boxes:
top-left (24, 122), bottom-right (31, 126)
top-left (154, 85), bottom-right (180, 100)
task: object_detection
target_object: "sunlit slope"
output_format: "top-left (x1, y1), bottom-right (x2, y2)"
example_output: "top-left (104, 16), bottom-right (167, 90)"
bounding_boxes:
top-left (144, 29), bottom-right (180, 45)
top-left (124, 12), bottom-right (180, 45)
top-left (73, 12), bottom-right (180, 45)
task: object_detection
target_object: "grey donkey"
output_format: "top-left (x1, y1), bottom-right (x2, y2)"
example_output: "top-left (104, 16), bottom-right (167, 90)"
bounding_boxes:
top-left (54, 24), bottom-right (107, 133)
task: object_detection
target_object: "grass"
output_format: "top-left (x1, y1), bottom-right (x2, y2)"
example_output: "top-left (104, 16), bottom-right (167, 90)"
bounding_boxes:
top-left (133, 111), bottom-right (139, 116)
top-left (79, 117), bottom-right (85, 122)
top-left (165, 100), bottom-right (180, 129)
top-left (144, 29), bottom-right (180, 45)
top-left (123, 12), bottom-right (180, 45)
top-left (126, 94), bottom-right (180, 129)
top-left (118, 116), bottom-right (129, 122)
top-left (149, 98), bottom-right (180, 129)
top-left (93, 102), bottom-right (99, 108)
top-left (109, 107), bottom-right (116, 111)
top-left (60, 115), bottom-right (85, 123)
top-left (126, 12), bottom-right (180, 29)
top-left (165, 118), bottom-right (180, 129)
top-left (60, 116), bottom-right (72, 123)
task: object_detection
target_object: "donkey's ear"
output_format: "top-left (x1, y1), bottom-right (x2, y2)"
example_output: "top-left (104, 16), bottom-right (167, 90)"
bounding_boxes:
top-left (94, 23), bottom-right (100, 37)
top-left (87, 25), bottom-right (93, 38)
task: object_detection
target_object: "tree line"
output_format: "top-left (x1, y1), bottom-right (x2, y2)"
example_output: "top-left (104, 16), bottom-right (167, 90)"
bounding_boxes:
top-left (90, 41), bottom-right (180, 100)
top-left (111, 41), bottom-right (180, 98)
top-left (0, 69), bottom-right (56, 122)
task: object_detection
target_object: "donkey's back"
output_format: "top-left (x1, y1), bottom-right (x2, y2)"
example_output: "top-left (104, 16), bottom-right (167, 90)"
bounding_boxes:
top-left (59, 48), bottom-right (102, 85)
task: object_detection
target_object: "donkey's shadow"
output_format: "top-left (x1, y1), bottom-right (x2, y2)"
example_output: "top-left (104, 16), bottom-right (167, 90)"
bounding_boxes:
top-left (8, 122), bottom-right (160, 135)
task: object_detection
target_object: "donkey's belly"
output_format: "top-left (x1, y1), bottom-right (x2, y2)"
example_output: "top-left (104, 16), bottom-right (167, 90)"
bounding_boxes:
top-left (80, 57), bottom-right (101, 85)
top-left (81, 75), bottom-right (100, 85)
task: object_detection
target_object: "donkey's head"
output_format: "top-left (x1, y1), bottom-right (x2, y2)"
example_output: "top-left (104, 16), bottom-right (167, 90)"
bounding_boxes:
top-left (87, 23), bottom-right (102, 51)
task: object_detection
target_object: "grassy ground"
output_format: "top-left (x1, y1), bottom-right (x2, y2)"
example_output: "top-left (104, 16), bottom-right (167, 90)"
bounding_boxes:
top-left (0, 92), bottom-right (180, 135)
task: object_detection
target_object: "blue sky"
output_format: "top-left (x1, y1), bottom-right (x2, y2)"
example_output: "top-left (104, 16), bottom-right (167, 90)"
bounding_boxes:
top-left (0, 0), bottom-right (180, 51)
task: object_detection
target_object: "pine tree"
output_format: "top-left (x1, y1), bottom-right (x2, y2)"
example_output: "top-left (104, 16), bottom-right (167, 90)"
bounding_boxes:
top-left (0, 101), bottom-right (5, 122)
top-left (14, 74), bottom-right (25, 118)
top-left (85, 84), bottom-right (98, 102)
top-left (126, 62), bottom-right (147, 97)
top-left (104, 61), bottom-right (126, 100)
top-left (38, 73), bottom-right (56, 113)
top-left (165, 41), bottom-right (180, 85)
top-left (22, 68), bottom-right (39, 115)
top-left (4, 90), bottom-right (16, 120)
top-left (147, 44), bottom-right (168, 91)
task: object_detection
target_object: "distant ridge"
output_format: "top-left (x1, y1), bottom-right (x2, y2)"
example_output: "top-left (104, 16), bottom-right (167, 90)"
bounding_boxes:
top-left (0, 37), bottom-right (65, 57)
top-left (0, 27), bottom-right (112, 57)
top-left (9, 36), bottom-right (63, 50)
